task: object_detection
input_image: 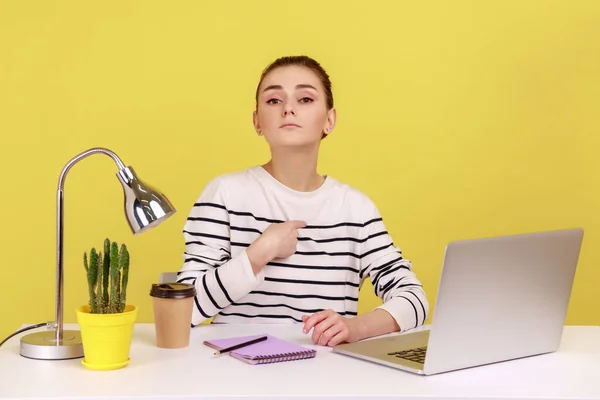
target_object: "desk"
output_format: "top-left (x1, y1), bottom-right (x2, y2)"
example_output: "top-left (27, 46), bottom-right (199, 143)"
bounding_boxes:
top-left (1, 324), bottom-right (599, 400)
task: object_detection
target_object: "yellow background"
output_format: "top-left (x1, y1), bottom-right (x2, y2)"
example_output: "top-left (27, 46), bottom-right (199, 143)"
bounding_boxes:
top-left (1, 1), bottom-right (598, 341)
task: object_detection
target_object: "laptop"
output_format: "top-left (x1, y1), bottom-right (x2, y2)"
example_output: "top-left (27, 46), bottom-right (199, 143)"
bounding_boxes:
top-left (333, 228), bottom-right (584, 375)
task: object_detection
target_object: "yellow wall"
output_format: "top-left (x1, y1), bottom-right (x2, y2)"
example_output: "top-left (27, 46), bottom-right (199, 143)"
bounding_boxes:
top-left (1, 1), bottom-right (598, 341)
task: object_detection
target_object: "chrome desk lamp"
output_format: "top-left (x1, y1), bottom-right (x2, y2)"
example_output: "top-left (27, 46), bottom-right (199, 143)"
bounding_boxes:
top-left (19, 147), bottom-right (176, 360)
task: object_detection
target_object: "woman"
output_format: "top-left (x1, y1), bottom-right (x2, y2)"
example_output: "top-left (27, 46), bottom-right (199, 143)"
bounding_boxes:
top-left (177, 55), bottom-right (429, 347)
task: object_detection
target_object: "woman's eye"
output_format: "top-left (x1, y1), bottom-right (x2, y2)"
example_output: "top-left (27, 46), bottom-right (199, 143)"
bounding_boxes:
top-left (266, 99), bottom-right (281, 105)
top-left (299, 97), bottom-right (313, 103)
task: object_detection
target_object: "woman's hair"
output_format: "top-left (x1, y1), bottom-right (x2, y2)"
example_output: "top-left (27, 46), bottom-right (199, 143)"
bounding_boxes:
top-left (255, 55), bottom-right (334, 110)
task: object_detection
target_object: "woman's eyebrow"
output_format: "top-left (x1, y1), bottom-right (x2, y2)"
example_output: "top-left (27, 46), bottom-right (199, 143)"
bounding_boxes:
top-left (295, 84), bottom-right (317, 91)
top-left (262, 84), bottom-right (318, 92)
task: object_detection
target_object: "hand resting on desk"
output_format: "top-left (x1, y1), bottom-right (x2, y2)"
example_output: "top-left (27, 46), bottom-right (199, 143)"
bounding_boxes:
top-left (302, 308), bottom-right (400, 347)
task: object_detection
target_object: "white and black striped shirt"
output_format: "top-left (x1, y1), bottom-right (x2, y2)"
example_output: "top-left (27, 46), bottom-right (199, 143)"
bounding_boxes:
top-left (177, 166), bottom-right (429, 331)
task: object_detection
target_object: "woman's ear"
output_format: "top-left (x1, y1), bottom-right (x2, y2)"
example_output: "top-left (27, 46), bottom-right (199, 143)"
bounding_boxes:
top-left (323, 108), bottom-right (337, 136)
top-left (253, 110), bottom-right (262, 135)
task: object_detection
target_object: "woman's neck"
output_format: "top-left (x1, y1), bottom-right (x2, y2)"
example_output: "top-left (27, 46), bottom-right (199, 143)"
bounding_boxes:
top-left (263, 148), bottom-right (324, 192)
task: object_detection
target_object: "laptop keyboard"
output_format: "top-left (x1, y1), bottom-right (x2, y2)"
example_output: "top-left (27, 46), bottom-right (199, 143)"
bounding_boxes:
top-left (388, 347), bottom-right (427, 364)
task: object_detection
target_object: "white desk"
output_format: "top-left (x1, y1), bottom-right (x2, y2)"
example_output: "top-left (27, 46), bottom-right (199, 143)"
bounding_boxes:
top-left (1, 324), bottom-right (599, 400)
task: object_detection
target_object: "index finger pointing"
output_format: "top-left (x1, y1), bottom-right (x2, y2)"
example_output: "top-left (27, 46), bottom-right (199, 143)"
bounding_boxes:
top-left (288, 220), bottom-right (307, 229)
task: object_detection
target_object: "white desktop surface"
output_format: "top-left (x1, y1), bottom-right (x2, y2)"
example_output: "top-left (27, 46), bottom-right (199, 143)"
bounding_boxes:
top-left (0, 323), bottom-right (599, 400)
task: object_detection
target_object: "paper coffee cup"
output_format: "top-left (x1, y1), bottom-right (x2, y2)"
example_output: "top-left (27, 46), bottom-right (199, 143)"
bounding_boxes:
top-left (150, 282), bottom-right (196, 349)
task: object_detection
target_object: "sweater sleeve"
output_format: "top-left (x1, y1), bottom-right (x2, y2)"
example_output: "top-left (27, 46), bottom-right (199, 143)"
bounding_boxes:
top-left (177, 177), bottom-right (265, 326)
top-left (359, 202), bottom-right (429, 332)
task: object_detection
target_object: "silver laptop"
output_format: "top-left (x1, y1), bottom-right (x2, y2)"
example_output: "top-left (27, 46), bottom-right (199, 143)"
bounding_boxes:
top-left (333, 228), bottom-right (584, 375)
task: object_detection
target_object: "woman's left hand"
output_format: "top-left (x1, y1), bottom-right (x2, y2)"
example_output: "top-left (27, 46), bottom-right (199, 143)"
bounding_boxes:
top-left (301, 309), bottom-right (362, 347)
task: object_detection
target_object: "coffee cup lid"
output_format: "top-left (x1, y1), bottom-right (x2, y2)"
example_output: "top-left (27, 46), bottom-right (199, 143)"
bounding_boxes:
top-left (150, 282), bottom-right (196, 299)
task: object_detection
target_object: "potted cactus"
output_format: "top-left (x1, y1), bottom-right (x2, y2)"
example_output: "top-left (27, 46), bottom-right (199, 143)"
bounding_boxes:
top-left (76, 238), bottom-right (138, 370)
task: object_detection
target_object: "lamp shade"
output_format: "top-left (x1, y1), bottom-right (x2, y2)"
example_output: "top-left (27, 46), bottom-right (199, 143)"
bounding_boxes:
top-left (117, 166), bottom-right (176, 235)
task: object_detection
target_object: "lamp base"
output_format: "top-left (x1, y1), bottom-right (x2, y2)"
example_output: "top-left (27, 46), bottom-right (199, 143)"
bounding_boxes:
top-left (20, 330), bottom-right (84, 360)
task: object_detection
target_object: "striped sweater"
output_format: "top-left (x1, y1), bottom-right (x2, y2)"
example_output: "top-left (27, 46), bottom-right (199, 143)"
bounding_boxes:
top-left (177, 166), bottom-right (429, 331)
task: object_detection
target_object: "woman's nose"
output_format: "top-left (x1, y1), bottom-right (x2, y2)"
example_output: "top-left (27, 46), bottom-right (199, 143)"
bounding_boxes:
top-left (283, 104), bottom-right (296, 116)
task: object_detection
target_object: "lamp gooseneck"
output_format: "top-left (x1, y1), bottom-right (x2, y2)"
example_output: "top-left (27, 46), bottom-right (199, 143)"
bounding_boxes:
top-left (55, 148), bottom-right (127, 342)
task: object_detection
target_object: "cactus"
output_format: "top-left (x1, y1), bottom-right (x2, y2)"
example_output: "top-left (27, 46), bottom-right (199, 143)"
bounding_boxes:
top-left (95, 253), bottom-right (105, 313)
top-left (87, 248), bottom-right (99, 313)
top-left (109, 241), bottom-right (119, 313)
top-left (83, 239), bottom-right (131, 314)
top-left (102, 238), bottom-right (110, 308)
top-left (119, 244), bottom-right (130, 312)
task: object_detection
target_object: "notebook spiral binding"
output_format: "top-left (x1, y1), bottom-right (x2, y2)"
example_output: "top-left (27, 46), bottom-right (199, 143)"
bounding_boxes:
top-left (252, 350), bottom-right (316, 364)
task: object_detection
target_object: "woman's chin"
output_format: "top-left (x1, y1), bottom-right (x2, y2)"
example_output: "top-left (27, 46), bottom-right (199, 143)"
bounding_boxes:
top-left (265, 132), bottom-right (319, 148)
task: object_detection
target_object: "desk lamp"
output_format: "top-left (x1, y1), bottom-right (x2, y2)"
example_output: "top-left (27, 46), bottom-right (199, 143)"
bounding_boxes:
top-left (19, 147), bottom-right (176, 360)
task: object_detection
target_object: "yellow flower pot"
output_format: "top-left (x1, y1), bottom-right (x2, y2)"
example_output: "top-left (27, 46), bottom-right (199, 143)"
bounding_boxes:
top-left (76, 304), bottom-right (138, 370)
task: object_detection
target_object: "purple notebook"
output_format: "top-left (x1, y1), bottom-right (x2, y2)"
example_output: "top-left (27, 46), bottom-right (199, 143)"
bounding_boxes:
top-left (203, 334), bottom-right (316, 365)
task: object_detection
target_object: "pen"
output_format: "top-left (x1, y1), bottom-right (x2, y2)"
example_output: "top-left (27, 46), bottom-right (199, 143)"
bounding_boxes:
top-left (214, 335), bottom-right (268, 356)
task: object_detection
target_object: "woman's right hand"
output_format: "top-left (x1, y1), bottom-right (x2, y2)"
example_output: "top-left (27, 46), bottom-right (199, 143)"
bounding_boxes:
top-left (247, 220), bottom-right (306, 274)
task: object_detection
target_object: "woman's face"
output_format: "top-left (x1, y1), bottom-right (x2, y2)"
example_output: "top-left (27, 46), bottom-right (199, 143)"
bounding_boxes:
top-left (254, 65), bottom-right (335, 149)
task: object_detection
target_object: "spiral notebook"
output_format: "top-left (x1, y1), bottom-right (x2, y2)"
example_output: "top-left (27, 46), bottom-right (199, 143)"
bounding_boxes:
top-left (203, 334), bottom-right (317, 365)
